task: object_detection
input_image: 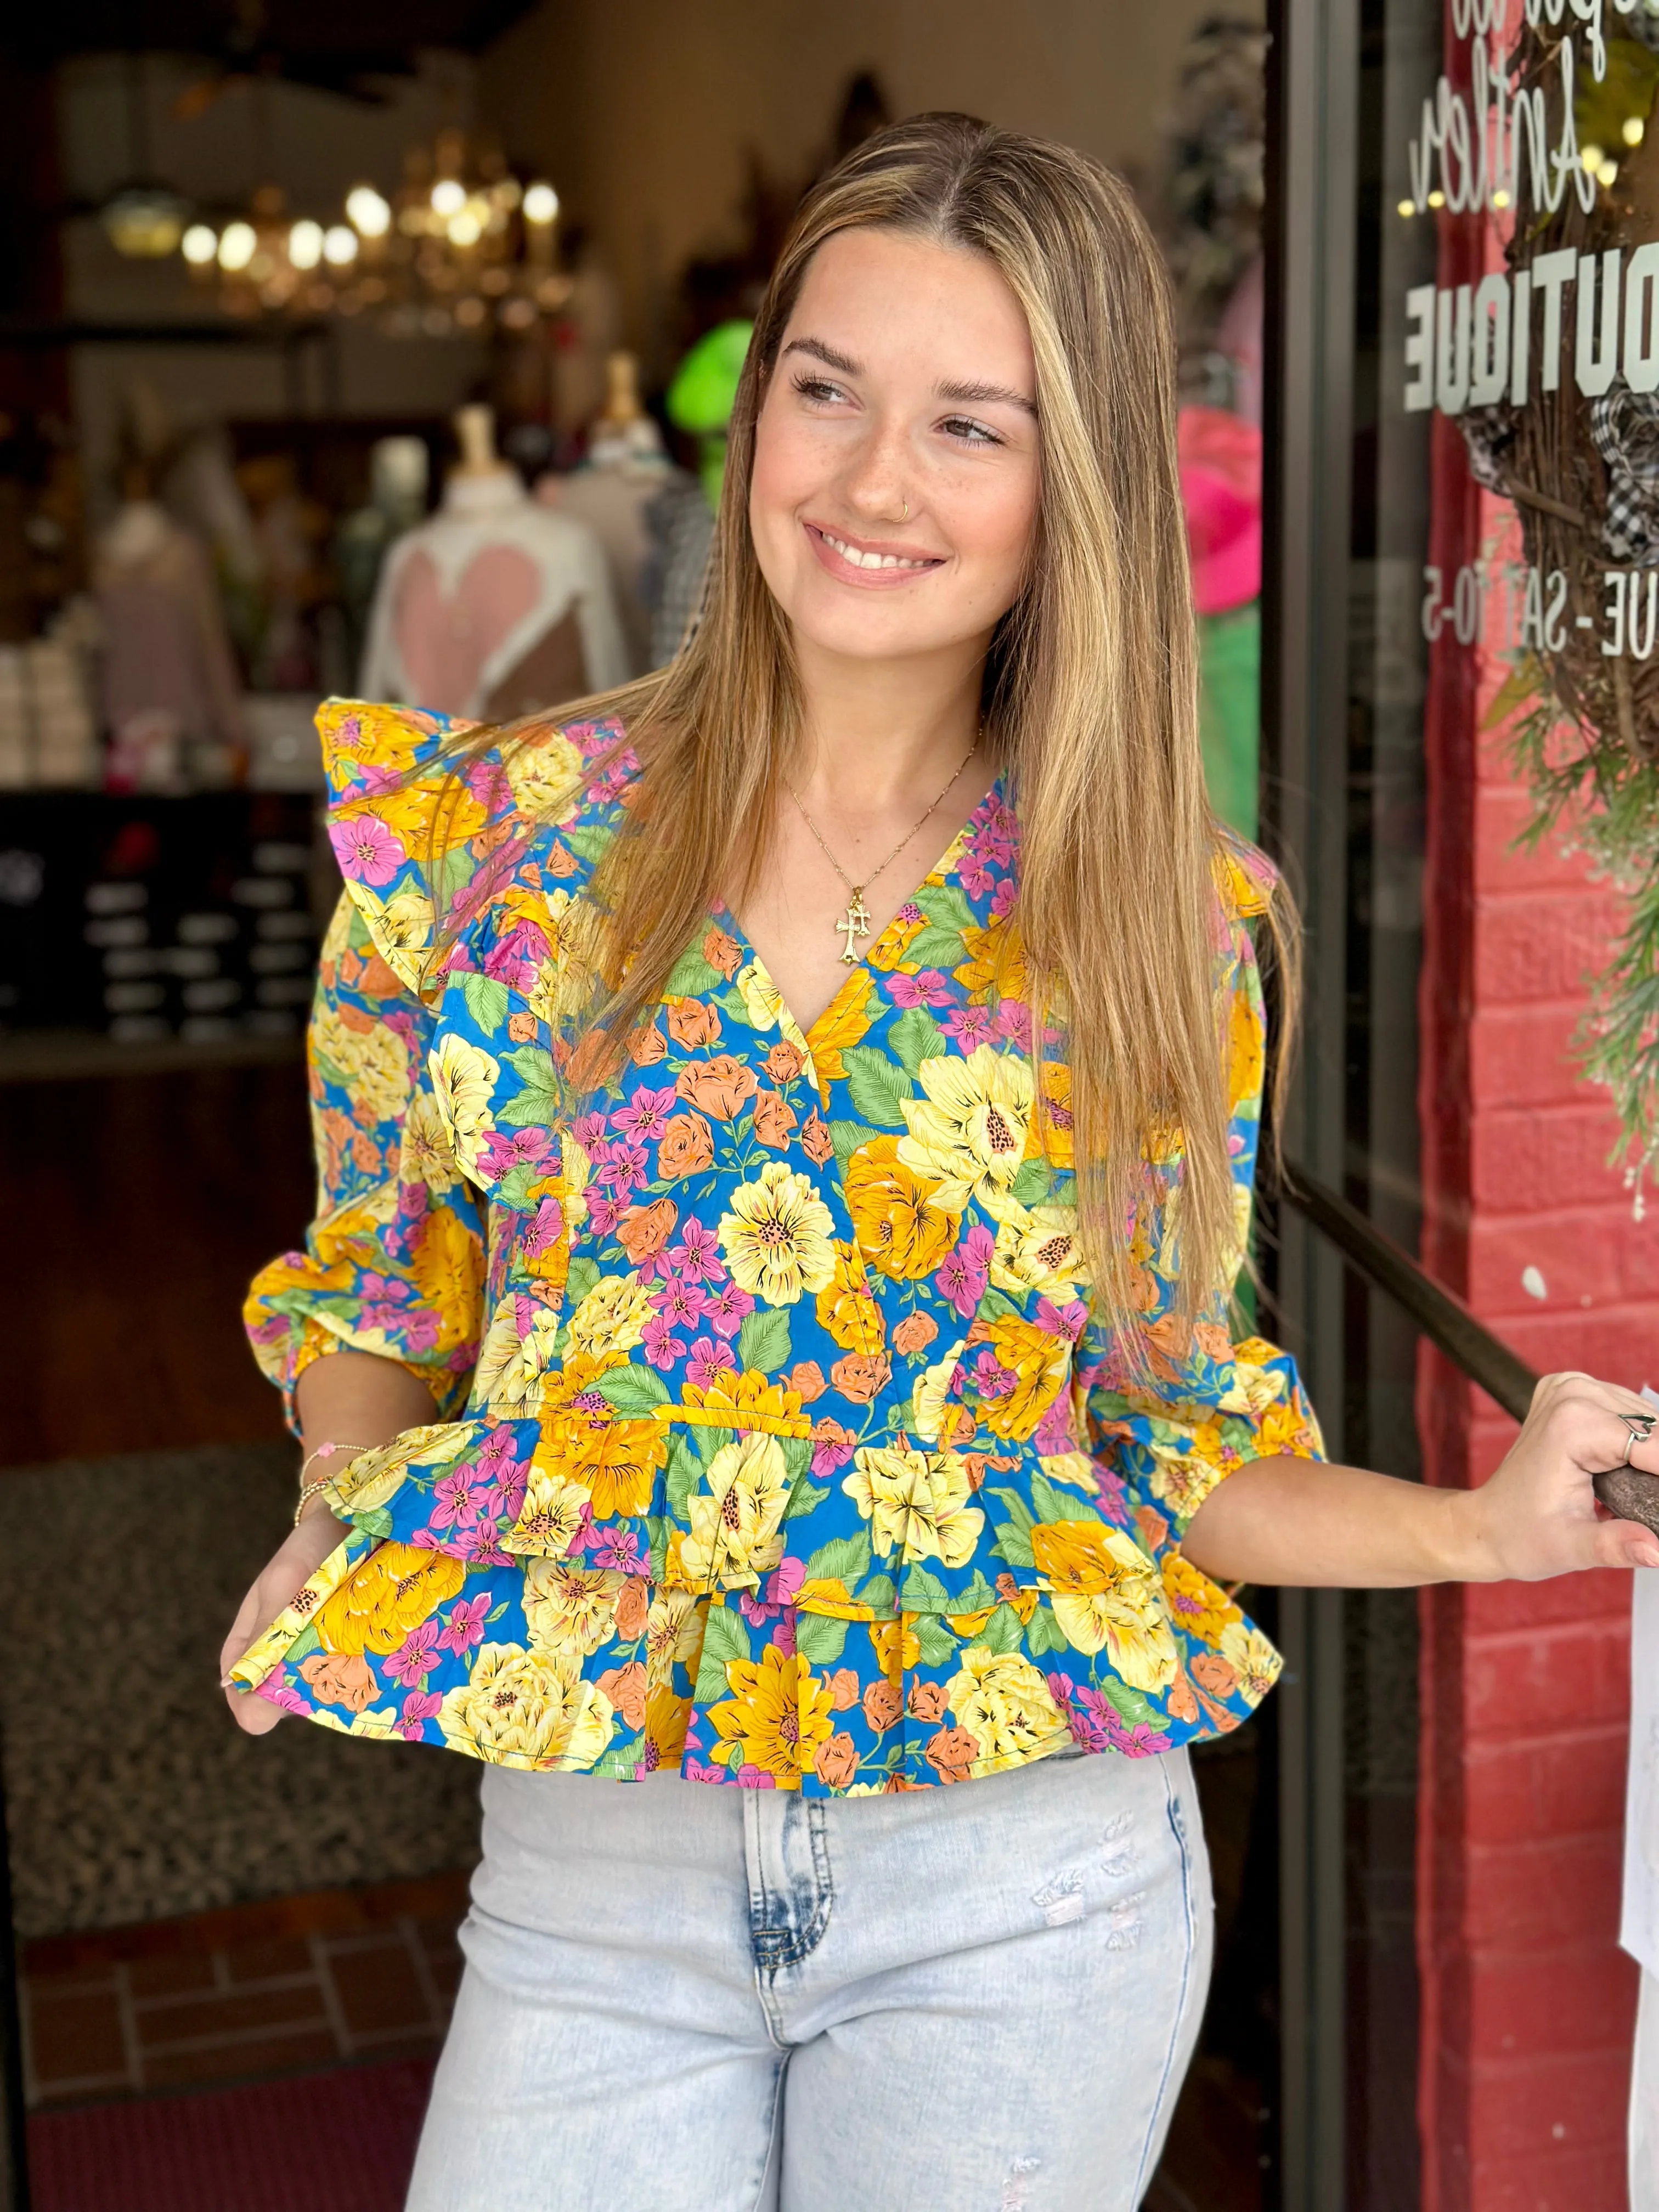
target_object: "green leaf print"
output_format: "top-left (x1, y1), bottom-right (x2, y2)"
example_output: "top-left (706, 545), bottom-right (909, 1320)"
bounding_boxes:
top-left (828, 1119), bottom-right (868, 1164)
top-left (915, 1615), bottom-right (958, 1667)
top-left (889, 1006), bottom-right (947, 1076)
top-left (561, 822), bottom-right (613, 864)
top-left (498, 1083), bottom-right (560, 1129)
top-left (899, 1562), bottom-right (951, 1613)
top-left (989, 1485), bottom-right (1037, 1535)
top-left (842, 1046), bottom-right (914, 1127)
top-left (595, 1363), bottom-right (673, 1416)
top-left (978, 1602), bottom-right (1025, 1655)
top-left (783, 1479), bottom-right (830, 1521)
top-left (692, 1423), bottom-right (737, 1465)
top-left (1025, 1604), bottom-right (1068, 1657)
top-left (495, 1163), bottom-right (539, 1212)
top-left (592, 1739), bottom-right (644, 1779)
top-left (1008, 1158), bottom-right (1052, 1207)
top-left (795, 1612), bottom-right (850, 1666)
top-left (737, 1306), bottom-right (792, 1375)
top-left (803, 1532), bottom-right (872, 1588)
top-left (1029, 1475), bottom-right (1101, 1527)
top-left (665, 944), bottom-right (724, 996)
top-left (991, 1520), bottom-right (1036, 1571)
top-left (284, 1622), bottom-right (322, 1667)
top-left (862, 1573), bottom-right (897, 1615)
top-left (699, 1602), bottom-right (752, 1673)
top-left (351, 1506), bottom-right (394, 1540)
top-left (459, 971), bottom-right (510, 1034)
top-left (953, 1569), bottom-right (1001, 1615)
top-left (915, 881), bottom-right (979, 936)
top-left (645, 1516), bottom-right (670, 1581)
top-left (667, 1436), bottom-right (702, 1519)
top-left (565, 1255), bottom-right (602, 1307)
top-left (778, 1434), bottom-right (813, 1481)
top-left (1096, 1677), bottom-right (1163, 1731)
top-left (900, 924), bottom-right (968, 970)
top-left (979, 1286), bottom-right (1022, 1323)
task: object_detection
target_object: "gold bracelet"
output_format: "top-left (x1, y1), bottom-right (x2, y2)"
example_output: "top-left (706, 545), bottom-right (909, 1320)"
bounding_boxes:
top-left (293, 1478), bottom-right (341, 1527)
top-left (294, 1439), bottom-right (377, 1526)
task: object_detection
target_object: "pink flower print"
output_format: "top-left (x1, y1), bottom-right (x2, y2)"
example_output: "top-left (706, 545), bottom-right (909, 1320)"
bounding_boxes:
top-left (475, 1126), bottom-right (554, 1181)
top-left (432, 1466), bottom-right (486, 1534)
top-left (476, 1427), bottom-right (521, 1476)
top-left (972, 1348), bottom-right (1017, 1401)
top-left (397, 1690), bottom-right (444, 1742)
top-left (670, 1219), bottom-right (724, 1285)
top-left (735, 1764), bottom-right (778, 1789)
top-left (612, 1086), bottom-right (678, 1143)
top-left (887, 970), bottom-right (954, 1010)
top-left (935, 1224), bottom-right (994, 1319)
top-left (572, 1111), bottom-right (608, 1155)
top-left (483, 921), bottom-right (547, 990)
top-left (897, 900), bottom-right (924, 925)
top-left (599, 1139), bottom-right (648, 1198)
top-left (524, 1195), bottom-right (564, 1257)
top-left (686, 1335), bottom-right (736, 1390)
top-left (438, 1593), bottom-right (492, 1655)
top-left (684, 1759), bottom-right (725, 1784)
top-left (330, 814), bottom-right (407, 887)
top-left (402, 1309), bottom-right (441, 1357)
top-left (463, 1519), bottom-right (510, 1569)
top-left (979, 800), bottom-right (1020, 866)
top-left (960, 847), bottom-right (994, 900)
top-left (1032, 1400), bottom-right (1080, 1458)
top-left (810, 1421), bottom-right (858, 1477)
top-left (739, 1555), bottom-right (805, 1629)
top-left (703, 1281), bottom-right (754, 1340)
top-left (387, 1620), bottom-right (444, 1689)
top-left (993, 999), bottom-right (1032, 1051)
top-left (465, 757), bottom-right (514, 814)
top-left (588, 1528), bottom-right (644, 1572)
top-left (255, 1674), bottom-right (310, 1714)
top-left (1034, 1296), bottom-right (1087, 1342)
top-left (652, 1277), bottom-right (707, 1332)
top-left (943, 1003), bottom-right (995, 1052)
top-left (487, 1466), bottom-right (527, 1523)
top-left (249, 1314), bottom-right (287, 1349)
top-left (642, 1312), bottom-right (687, 1370)
top-left (588, 1187), bottom-right (624, 1239)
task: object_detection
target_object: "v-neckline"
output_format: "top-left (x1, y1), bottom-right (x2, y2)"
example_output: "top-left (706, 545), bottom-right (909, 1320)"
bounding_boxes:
top-left (715, 776), bottom-right (1001, 1053)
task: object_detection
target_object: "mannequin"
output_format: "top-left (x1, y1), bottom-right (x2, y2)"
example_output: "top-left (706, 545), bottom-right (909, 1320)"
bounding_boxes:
top-left (539, 351), bottom-right (679, 677)
top-left (359, 404), bottom-right (629, 721)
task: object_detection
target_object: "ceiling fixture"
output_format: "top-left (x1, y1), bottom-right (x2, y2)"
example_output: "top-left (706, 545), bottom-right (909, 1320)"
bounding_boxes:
top-left (100, 56), bottom-right (193, 258)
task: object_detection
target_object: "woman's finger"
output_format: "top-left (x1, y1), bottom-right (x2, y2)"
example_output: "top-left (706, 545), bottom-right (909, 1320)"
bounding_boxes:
top-left (1591, 1514), bottom-right (1659, 1573)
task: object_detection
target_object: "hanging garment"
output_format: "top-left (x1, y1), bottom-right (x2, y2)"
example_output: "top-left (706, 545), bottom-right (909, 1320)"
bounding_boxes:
top-left (94, 501), bottom-right (247, 766)
top-left (359, 471), bottom-right (629, 721)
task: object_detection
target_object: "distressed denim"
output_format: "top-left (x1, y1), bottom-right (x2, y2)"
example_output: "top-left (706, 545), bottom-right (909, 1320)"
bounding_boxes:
top-left (407, 1746), bottom-right (1213, 2211)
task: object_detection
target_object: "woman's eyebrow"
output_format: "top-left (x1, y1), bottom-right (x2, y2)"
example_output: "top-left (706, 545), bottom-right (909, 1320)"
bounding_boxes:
top-left (936, 376), bottom-right (1037, 417)
top-left (782, 336), bottom-right (861, 375)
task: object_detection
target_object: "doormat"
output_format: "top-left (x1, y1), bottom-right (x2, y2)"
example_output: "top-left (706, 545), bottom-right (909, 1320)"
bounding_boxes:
top-left (0, 1444), bottom-right (480, 1939)
top-left (27, 2053), bottom-right (435, 2212)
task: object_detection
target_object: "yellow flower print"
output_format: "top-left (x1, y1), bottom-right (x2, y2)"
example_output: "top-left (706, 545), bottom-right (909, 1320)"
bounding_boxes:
top-left (501, 1465), bottom-right (592, 1557)
top-left (977, 1314), bottom-right (1070, 1441)
top-left (312, 997), bottom-right (410, 1125)
top-left (522, 1562), bottom-right (625, 1659)
top-left (844, 1137), bottom-right (960, 1280)
top-left (439, 1642), bottom-right (614, 1767)
top-left (504, 728), bottom-right (586, 820)
top-left (872, 1616), bottom-right (921, 1675)
top-left (1038, 1060), bottom-right (1075, 1170)
top-left (427, 1032), bottom-right (500, 1176)
top-left (708, 1642), bottom-right (836, 1786)
top-left (408, 1204), bottom-right (486, 1350)
top-left (1226, 969), bottom-right (1265, 1116)
top-left (560, 1130), bottom-right (592, 1241)
top-left (680, 1433), bottom-right (792, 1588)
top-left (1029, 1519), bottom-right (1178, 1691)
top-left (814, 1239), bottom-right (885, 1353)
top-left (951, 912), bottom-right (1027, 1000)
top-left (896, 1045), bottom-right (1032, 1218)
top-left (1160, 1553), bottom-right (1242, 1644)
top-left (1220, 1619), bottom-right (1283, 1702)
top-left (1036, 1449), bottom-right (1096, 1491)
top-left (324, 1423), bottom-right (478, 1514)
top-left (736, 961), bottom-right (785, 1032)
top-left (533, 1407), bottom-right (665, 1520)
top-left (474, 1295), bottom-right (563, 1414)
top-left (398, 1090), bottom-right (461, 1192)
top-left (644, 1686), bottom-right (693, 1767)
top-left (719, 1163), bottom-right (837, 1306)
top-left (989, 1204), bottom-right (1086, 1300)
top-left (802, 974), bottom-right (873, 1079)
top-left (646, 1586), bottom-right (706, 1672)
top-left (842, 1445), bottom-right (985, 1568)
top-left (909, 1339), bottom-right (967, 1444)
top-left (314, 1544), bottom-right (467, 1657)
top-left (562, 1274), bottom-right (654, 1363)
top-left (678, 1369), bottom-right (807, 1431)
top-left (345, 882), bottom-right (437, 994)
top-left (945, 1647), bottom-right (1063, 1767)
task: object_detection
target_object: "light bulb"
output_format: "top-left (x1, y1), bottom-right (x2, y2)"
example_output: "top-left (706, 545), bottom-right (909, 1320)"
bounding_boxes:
top-left (289, 219), bottom-right (324, 270)
top-left (1396, 198), bottom-right (1415, 217)
top-left (1583, 144), bottom-right (1605, 172)
top-left (522, 181), bottom-right (558, 225)
top-left (1599, 157), bottom-right (1620, 187)
top-left (346, 184), bottom-right (391, 238)
top-left (218, 221), bottom-right (257, 272)
top-left (1426, 188), bottom-right (1445, 208)
top-left (448, 210), bottom-right (483, 247)
top-left (182, 223), bottom-right (218, 266)
top-left (323, 224), bottom-right (359, 267)
top-left (1492, 188), bottom-right (1510, 208)
top-left (431, 179), bottom-right (466, 218)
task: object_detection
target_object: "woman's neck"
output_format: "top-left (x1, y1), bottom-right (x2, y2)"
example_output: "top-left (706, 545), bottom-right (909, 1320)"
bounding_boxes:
top-left (790, 636), bottom-right (986, 812)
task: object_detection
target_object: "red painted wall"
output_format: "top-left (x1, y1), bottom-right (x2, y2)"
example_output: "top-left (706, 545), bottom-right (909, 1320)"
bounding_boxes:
top-left (1415, 444), bottom-right (1645, 2211)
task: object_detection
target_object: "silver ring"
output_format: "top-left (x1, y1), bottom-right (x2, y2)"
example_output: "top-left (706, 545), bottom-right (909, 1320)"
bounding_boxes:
top-left (1622, 1413), bottom-right (1656, 1464)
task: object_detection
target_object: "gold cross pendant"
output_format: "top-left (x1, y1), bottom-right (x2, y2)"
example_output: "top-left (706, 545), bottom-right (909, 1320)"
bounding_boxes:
top-left (837, 890), bottom-right (872, 964)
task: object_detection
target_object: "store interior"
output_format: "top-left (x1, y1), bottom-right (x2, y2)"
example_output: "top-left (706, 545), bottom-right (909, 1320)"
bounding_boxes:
top-left (0, 4), bottom-right (1280, 2205)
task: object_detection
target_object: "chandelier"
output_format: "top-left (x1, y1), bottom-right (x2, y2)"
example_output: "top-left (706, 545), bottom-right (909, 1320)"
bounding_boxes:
top-left (178, 127), bottom-right (569, 338)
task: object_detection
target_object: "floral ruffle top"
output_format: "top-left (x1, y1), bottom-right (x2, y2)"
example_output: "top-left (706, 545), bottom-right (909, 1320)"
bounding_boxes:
top-left (233, 699), bottom-right (1323, 1795)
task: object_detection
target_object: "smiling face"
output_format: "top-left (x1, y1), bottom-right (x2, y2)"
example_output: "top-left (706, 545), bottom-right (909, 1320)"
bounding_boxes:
top-left (748, 225), bottom-right (1041, 674)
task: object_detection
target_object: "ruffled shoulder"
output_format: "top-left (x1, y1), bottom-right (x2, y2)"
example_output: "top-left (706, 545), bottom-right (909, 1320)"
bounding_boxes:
top-left (1211, 823), bottom-right (1277, 923)
top-left (317, 698), bottom-right (628, 997)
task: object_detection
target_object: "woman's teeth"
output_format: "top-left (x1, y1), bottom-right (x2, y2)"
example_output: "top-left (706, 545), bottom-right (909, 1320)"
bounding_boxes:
top-left (820, 531), bottom-right (933, 571)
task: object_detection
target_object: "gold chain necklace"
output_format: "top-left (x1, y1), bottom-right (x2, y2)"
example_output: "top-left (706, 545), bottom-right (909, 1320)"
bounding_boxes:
top-left (785, 736), bottom-right (980, 966)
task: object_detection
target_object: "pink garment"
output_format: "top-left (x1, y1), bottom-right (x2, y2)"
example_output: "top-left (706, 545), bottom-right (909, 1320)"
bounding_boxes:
top-left (1178, 408), bottom-right (1262, 616)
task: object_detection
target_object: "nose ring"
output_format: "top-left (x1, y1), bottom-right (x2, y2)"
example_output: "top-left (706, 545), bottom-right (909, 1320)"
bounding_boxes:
top-left (901, 497), bottom-right (909, 522)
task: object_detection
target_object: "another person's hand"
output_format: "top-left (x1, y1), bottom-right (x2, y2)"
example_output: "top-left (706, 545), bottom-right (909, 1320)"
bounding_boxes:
top-left (219, 1505), bottom-right (346, 1736)
top-left (1465, 1370), bottom-right (1659, 1580)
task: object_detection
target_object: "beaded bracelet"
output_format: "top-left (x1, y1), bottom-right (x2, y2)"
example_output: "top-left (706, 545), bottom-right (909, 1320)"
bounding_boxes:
top-left (294, 1440), bottom-right (378, 1526)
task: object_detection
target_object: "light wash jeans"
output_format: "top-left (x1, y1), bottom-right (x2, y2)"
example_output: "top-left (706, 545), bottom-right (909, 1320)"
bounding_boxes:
top-left (408, 1744), bottom-right (1213, 2211)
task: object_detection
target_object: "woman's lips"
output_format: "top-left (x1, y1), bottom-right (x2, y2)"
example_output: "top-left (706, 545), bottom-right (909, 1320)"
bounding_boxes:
top-left (804, 521), bottom-right (946, 587)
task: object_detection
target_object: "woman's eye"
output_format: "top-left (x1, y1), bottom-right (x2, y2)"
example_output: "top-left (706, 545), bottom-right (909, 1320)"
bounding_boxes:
top-left (941, 416), bottom-right (1001, 447)
top-left (792, 374), bottom-right (847, 405)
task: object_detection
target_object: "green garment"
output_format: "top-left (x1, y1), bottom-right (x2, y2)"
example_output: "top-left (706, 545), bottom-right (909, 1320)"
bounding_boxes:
top-left (1198, 602), bottom-right (1261, 843)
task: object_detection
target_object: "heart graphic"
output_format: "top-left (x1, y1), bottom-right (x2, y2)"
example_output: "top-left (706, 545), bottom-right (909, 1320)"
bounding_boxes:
top-left (395, 544), bottom-right (542, 713)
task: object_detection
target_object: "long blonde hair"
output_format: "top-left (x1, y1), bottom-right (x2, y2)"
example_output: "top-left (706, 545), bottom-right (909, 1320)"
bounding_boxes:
top-left (461, 111), bottom-right (1296, 1339)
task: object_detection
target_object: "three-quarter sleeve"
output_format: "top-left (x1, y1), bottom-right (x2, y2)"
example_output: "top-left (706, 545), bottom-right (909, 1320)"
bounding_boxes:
top-left (1080, 898), bottom-right (1324, 1562)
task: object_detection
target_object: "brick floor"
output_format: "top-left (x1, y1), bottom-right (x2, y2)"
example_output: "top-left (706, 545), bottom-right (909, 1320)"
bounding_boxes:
top-left (20, 1869), bottom-right (470, 2107)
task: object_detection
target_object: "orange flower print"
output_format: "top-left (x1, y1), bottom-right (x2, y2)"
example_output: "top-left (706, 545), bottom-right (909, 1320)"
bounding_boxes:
top-left (907, 1681), bottom-right (950, 1723)
top-left (827, 1667), bottom-right (861, 1710)
top-left (800, 1111), bottom-right (835, 1166)
top-left (765, 1039), bottom-right (805, 1084)
top-left (862, 1680), bottom-right (902, 1731)
top-left (617, 1197), bottom-right (678, 1264)
top-left (708, 1643), bottom-right (836, 1785)
top-left (596, 1658), bottom-right (648, 1730)
top-left (702, 925), bottom-right (743, 980)
top-left (788, 1360), bottom-right (827, 1403)
top-left (507, 1010), bottom-right (538, 1044)
top-left (614, 1577), bottom-right (651, 1642)
top-left (666, 997), bottom-right (722, 1048)
top-left (675, 1055), bottom-right (759, 1121)
top-left (657, 1113), bottom-right (714, 1177)
top-left (628, 1022), bottom-right (668, 1066)
top-left (814, 1731), bottom-right (859, 1788)
top-left (298, 1651), bottom-right (380, 1711)
top-left (535, 1408), bottom-right (666, 1520)
top-left (1190, 1652), bottom-right (1240, 1699)
top-left (892, 1312), bottom-right (939, 1357)
top-left (752, 1088), bottom-right (798, 1149)
top-left (845, 1136), bottom-right (959, 1280)
top-left (924, 1725), bottom-right (980, 1782)
top-left (831, 1351), bottom-right (891, 1403)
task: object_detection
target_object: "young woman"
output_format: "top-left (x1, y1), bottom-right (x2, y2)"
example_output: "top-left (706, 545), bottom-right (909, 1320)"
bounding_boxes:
top-left (223, 114), bottom-right (1659, 2211)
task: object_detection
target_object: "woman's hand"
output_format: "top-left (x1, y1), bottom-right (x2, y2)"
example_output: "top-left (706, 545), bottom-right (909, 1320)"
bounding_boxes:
top-left (219, 1504), bottom-right (346, 1735)
top-left (1458, 1369), bottom-right (1659, 1582)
